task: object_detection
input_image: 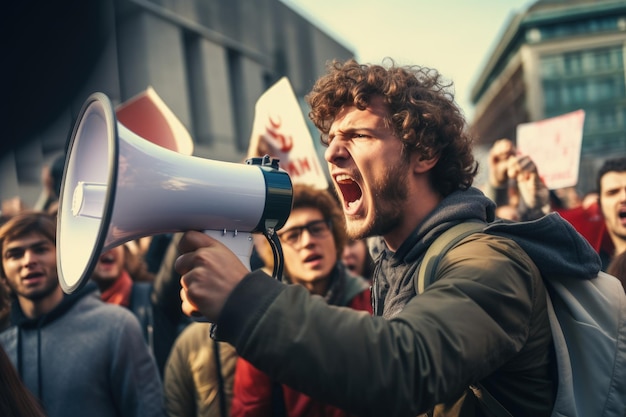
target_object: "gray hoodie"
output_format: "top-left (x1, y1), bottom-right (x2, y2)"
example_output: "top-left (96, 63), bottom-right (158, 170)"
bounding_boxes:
top-left (0, 282), bottom-right (166, 417)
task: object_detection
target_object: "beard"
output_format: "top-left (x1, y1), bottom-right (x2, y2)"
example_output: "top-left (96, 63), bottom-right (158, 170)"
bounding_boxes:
top-left (346, 158), bottom-right (409, 240)
top-left (26, 283), bottom-right (59, 302)
top-left (9, 277), bottom-right (59, 302)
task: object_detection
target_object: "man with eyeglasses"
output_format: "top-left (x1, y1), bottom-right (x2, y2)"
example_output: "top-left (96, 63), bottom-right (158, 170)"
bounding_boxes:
top-left (230, 183), bottom-right (371, 417)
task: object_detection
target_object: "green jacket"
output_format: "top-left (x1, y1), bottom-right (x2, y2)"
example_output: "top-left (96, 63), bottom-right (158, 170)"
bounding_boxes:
top-left (212, 187), bottom-right (594, 416)
top-left (215, 231), bottom-right (553, 417)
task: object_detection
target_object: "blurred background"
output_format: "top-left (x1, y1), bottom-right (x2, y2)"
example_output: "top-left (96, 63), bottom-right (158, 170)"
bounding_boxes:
top-left (2, 0), bottom-right (626, 212)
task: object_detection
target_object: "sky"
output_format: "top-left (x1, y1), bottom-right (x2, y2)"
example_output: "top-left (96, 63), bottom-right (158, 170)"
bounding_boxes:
top-left (279, 0), bottom-right (536, 121)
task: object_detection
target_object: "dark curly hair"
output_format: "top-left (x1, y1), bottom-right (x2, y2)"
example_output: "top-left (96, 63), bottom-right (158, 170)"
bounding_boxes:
top-left (306, 58), bottom-right (477, 197)
top-left (596, 156), bottom-right (626, 197)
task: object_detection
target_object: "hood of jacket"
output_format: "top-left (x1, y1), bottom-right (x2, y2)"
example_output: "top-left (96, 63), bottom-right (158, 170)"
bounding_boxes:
top-left (10, 281), bottom-right (99, 329)
top-left (397, 187), bottom-right (496, 264)
top-left (371, 187), bottom-right (495, 317)
top-left (484, 213), bottom-right (601, 280)
top-left (5, 281), bottom-right (100, 401)
top-left (370, 187), bottom-right (601, 318)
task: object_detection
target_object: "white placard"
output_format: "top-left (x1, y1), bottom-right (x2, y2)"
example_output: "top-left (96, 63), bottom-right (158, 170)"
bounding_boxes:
top-left (248, 77), bottom-right (328, 189)
top-left (516, 109), bottom-right (585, 190)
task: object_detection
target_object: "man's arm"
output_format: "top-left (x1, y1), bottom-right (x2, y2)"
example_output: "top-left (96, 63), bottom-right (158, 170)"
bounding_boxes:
top-left (484, 138), bottom-right (516, 206)
top-left (176, 232), bottom-right (542, 417)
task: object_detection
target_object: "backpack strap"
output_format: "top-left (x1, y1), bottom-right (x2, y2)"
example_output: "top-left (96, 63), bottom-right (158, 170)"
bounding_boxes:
top-left (417, 221), bottom-right (516, 417)
top-left (416, 221), bottom-right (486, 294)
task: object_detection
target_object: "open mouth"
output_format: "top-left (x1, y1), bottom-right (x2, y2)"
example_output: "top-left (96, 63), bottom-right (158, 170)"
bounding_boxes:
top-left (302, 254), bottom-right (323, 269)
top-left (98, 254), bottom-right (115, 264)
top-left (303, 254), bottom-right (322, 264)
top-left (23, 272), bottom-right (44, 284)
top-left (344, 261), bottom-right (357, 272)
top-left (335, 174), bottom-right (362, 211)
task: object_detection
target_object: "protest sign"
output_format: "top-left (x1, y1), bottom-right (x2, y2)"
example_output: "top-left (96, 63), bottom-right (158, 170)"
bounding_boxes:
top-left (248, 77), bottom-right (328, 189)
top-left (116, 86), bottom-right (194, 155)
top-left (516, 109), bottom-right (585, 190)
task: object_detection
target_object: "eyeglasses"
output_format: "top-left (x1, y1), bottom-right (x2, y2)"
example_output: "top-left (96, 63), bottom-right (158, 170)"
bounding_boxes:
top-left (277, 219), bottom-right (332, 247)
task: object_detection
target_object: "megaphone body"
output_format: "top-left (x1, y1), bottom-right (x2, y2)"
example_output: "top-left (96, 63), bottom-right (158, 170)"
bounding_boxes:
top-left (57, 92), bottom-right (292, 293)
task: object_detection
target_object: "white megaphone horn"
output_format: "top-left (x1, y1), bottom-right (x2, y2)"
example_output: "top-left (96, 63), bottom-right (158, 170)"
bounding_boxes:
top-left (57, 92), bottom-right (293, 294)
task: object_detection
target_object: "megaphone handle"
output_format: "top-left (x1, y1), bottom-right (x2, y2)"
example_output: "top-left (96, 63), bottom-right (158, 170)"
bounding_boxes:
top-left (188, 230), bottom-right (254, 323)
top-left (203, 230), bottom-right (253, 272)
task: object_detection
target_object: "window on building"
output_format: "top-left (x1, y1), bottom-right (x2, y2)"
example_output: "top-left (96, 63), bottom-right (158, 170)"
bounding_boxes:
top-left (540, 56), bottom-right (562, 78)
top-left (589, 78), bottom-right (613, 102)
top-left (563, 81), bottom-right (587, 105)
top-left (539, 16), bottom-right (621, 41)
top-left (543, 82), bottom-right (560, 107)
top-left (564, 53), bottom-right (584, 75)
top-left (590, 47), bottom-right (623, 71)
top-left (600, 109), bottom-right (618, 130)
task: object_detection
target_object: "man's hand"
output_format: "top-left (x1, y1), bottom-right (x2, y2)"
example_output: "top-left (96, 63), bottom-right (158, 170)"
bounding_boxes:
top-left (488, 138), bottom-right (516, 187)
top-left (175, 231), bottom-right (250, 321)
top-left (507, 155), bottom-right (549, 211)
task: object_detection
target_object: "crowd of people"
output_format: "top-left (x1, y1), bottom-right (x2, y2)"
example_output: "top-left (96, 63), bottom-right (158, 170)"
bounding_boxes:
top-left (1, 57), bottom-right (625, 417)
top-left (483, 137), bottom-right (626, 285)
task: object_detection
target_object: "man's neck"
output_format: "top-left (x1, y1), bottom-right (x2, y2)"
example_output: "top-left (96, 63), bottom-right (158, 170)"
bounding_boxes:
top-left (611, 235), bottom-right (626, 259)
top-left (295, 277), bottom-right (329, 297)
top-left (18, 286), bottom-right (64, 320)
top-left (93, 277), bottom-right (117, 293)
top-left (384, 185), bottom-right (442, 252)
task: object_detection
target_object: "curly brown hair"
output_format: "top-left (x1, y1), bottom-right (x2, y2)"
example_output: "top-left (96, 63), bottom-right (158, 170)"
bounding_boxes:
top-left (306, 58), bottom-right (477, 196)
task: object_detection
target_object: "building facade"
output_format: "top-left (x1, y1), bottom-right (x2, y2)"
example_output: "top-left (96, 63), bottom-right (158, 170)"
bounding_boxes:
top-left (1, 0), bottom-right (353, 210)
top-left (470, 0), bottom-right (626, 195)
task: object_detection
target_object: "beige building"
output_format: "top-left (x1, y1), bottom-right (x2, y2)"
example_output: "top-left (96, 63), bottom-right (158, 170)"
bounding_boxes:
top-left (1, 0), bottom-right (353, 210)
top-left (470, 0), bottom-right (626, 195)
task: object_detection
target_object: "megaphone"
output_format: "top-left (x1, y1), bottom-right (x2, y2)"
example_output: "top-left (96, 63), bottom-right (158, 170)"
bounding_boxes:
top-left (57, 92), bottom-right (292, 294)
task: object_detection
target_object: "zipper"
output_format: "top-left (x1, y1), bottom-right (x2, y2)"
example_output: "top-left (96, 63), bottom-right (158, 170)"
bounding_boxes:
top-left (371, 252), bottom-right (385, 316)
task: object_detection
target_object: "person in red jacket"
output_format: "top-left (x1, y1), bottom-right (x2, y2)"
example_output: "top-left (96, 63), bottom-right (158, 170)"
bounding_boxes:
top-left (557, 157), bottom-right (626, 270)
top-left (231, 184), bottom-right (371, 417)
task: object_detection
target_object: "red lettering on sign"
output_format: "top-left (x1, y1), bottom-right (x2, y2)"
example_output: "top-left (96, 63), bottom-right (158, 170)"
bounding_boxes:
top-left (264, 115), bottom-right (293, 152)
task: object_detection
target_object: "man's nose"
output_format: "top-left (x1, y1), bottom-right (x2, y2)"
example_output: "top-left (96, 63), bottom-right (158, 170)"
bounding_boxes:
top-left (22, 249), bottom-right (37, 266)
top-left (324, 138), bottom-right (348, 164)
top-left (298, 229), bottom-right (316, 249)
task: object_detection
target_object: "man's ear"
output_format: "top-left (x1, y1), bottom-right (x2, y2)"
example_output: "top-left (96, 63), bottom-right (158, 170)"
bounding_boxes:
top-left (412, 153), bottom-right (439, 174)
